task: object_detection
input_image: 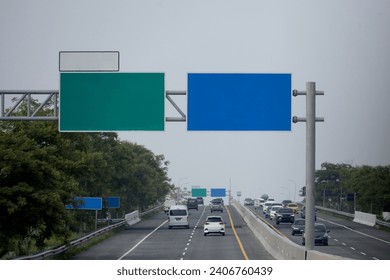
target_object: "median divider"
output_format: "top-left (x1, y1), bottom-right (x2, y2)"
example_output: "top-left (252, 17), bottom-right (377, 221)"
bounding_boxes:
top-left (125, 210), bottom-right (141, 226)
top-left (353, 211), bottom-right (377, 227)
top-left (232, 200), bottom-right (348, 260)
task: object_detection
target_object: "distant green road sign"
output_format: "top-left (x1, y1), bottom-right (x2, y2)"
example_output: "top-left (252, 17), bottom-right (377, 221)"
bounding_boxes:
top-left (192, 188), bottom-right (207, 197)
top-left (60, 73), bottom-right (164, 131)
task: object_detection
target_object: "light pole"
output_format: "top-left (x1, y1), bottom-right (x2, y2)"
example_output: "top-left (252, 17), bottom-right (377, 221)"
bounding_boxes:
top-left (288, 179), bottom-right (297, 202)
top-left (280, 187), bottom-right (291, 200)
top-left (176, 177), bottom-right (189, 202)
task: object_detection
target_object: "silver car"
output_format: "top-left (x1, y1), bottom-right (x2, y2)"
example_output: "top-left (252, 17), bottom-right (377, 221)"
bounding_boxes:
top-left (210, 202), bottom-right (223, 213)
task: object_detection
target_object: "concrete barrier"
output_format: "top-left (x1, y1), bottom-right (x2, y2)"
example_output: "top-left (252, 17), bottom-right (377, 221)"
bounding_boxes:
top-left (353, 211), bottom-right (377, 227)
top-left (233, 201), bottom-right (348, 260)
top-left (306, 249), bottom-right (346, 260)
top-left (125, 210), bottom-right (141, 226)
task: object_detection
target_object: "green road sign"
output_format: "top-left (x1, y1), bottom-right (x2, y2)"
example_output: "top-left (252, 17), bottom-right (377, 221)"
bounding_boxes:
top-left (192, 188), bottom-right (207, 197)
top-left (60, 73), bottom-right (164, 131)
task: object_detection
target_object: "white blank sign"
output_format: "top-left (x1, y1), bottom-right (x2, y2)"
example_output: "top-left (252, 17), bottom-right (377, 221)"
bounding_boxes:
top-left (59, 51), bottom-right (119, 72)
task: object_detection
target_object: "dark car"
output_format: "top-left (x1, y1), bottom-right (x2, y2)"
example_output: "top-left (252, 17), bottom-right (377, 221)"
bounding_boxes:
top-left (302, 223), bottom-right (330, 246)
top-left (291, 219), bottom-right (305, 235)
top-left (196, 197), bottom-right (204, 205)
top-left (282, 199), bottom-right (292, 207)
top-left (275, 207), bottom-right (295, 225)
top-left (210, 201), bottom-right (223, 213)
top-left (187, 198), bottom-right (199, 210)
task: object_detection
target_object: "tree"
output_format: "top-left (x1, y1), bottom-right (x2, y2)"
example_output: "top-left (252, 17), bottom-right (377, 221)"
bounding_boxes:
top-left (0, 98), bottom-right (174, 258)
top-left (315, 162), bottom-right (390, 215)
top-left (0, 121), bottom-right (77, 257)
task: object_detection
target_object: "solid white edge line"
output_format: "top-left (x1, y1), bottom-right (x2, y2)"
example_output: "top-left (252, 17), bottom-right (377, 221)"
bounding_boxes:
top-left (117, 220), bottom-right (168, 260)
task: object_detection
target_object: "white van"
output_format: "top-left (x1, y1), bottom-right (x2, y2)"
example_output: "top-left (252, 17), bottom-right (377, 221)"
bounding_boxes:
top-left (168, 205), bottom-right (189, 229)
top-left (254, 199), bottom-right (264, 209)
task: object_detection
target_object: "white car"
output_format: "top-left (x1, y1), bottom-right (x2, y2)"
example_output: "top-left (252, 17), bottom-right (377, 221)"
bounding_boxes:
top-left (262, 202), bottom-right (272, 214)
top-left (203, 216), bottom-right (225, 236)
top-left (269, 205), bottom-right (283, 220)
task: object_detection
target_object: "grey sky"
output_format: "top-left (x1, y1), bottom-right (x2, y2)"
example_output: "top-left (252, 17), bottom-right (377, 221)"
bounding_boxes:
top-left (1, 0), bottom-right (389, 201)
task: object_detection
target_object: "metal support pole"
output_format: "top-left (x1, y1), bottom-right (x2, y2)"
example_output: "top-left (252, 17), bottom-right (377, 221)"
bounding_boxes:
top-left (293, 82), bottom-right (324, 255)
top-left (1, 93), bottom-right (4, 117)
top-left (305, 82), bottom-right (316, 251)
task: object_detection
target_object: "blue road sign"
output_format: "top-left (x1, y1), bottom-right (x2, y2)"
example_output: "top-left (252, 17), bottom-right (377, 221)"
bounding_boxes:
top-left (211, 188), bottom-right (226, 197)
top-left (106, 197), bottom-right (120, 208)
top-left (65, 197), bottom-right (102, 210)
top-left (187, 73), bottom-right (291, 131)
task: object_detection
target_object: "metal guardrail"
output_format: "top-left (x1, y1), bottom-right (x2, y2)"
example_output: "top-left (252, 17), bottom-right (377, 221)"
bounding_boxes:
top-left (14, 204), bottom-right (163, 260)
top-left (315, 205), bottom-right (355, 218)
top-left (376, 220), bottom-right (390, 227)
top-left (314, 205), bottom-right (390, 227)
top-left (14, 220), bottom-right (126, 260)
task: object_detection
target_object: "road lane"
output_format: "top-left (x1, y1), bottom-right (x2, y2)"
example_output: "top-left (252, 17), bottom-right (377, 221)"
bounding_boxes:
top-left (72, 205), bottom-right (274, 260)
top-left (248, 205), bottom-right (390, 260)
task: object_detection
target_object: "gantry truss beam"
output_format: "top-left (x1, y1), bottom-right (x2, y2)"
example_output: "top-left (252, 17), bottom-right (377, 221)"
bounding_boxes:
top-left (1, 90), bottom-right (186, 122)
top-left (0, 91), bottom-right (59, 120)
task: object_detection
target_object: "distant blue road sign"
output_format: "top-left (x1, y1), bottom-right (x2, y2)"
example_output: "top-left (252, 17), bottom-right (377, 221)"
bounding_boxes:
top-left (211, 188), bottom-right (226, 197)
top-left (106, 197), bottom-right (120, 208)
top-left (65, 197), bottom-right (102, 210)
top-left (187, 73), bottom-right (291, 131)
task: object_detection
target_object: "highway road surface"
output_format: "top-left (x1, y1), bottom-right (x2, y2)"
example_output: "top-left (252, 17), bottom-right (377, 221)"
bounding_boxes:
top-left (72, 205), bottom-right (274, 260)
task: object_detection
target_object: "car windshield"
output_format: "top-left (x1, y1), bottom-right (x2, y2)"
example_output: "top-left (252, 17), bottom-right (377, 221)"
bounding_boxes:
top-left (207, 217), bottom-right (222, 223)
top-left (170, 210), bottom-right (187, 216)
top-left (278, 208), bottom-right (293, 214)
top-left (315, 225), bottom-right (326, 232)
top-left (294, 220), bottom-right (305, 225)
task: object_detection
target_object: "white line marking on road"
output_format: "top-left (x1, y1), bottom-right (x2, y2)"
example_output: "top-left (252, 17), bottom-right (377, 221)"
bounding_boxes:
top-left (360, 252), bottom-right (366, 255)
top-left (321, 218), bottom-right (390, 245)
top-left (117, 220), bottom-right (167, 260)
top-left (181, 206), bottom-right (207, 260)
top-left (350, 247), bottom-right (356, 250)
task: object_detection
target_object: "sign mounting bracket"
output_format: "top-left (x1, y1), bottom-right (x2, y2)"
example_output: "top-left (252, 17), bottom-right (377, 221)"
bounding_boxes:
top-left (165, 90), bottom-right (186, 122)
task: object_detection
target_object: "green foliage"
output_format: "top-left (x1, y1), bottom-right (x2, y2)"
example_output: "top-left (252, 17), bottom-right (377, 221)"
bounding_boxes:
top-left (0, 100), bottom-right (173, 258)
top-left (315, 162), bottom-right (390, 214)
